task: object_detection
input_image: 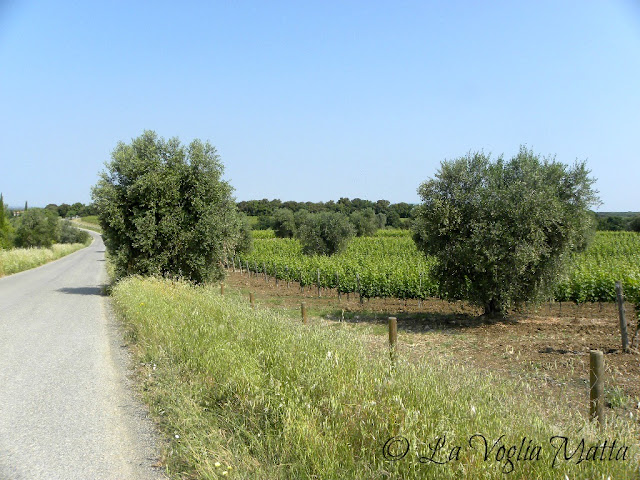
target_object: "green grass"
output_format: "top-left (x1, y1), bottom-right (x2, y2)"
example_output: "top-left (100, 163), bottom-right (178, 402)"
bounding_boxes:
top-left (0, 241), bottom-right (90, 277)
top-left (72, 217), bottom-right (102, 233)
top-left (80, 215), bottom-right (100, 225)
top-left (112, 276), bottom-right (638, 479)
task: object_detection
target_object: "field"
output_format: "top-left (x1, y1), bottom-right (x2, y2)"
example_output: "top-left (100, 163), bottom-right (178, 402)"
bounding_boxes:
top-left (108, 229), bottom-right (640, 478)
top-left (113, 276), bottom-right (639, 479)
top-left (71, 216), bottom-right (102, 233)
top-left (234, 231), bottom-right (640, 304)
top-left (225, 269), bottom-right (640, 407)
top-left (0, 242), bottom-right (90, 277)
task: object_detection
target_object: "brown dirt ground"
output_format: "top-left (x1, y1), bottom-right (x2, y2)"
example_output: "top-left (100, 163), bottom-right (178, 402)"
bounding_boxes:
top-left (224, 269), bottom-right (640, 427)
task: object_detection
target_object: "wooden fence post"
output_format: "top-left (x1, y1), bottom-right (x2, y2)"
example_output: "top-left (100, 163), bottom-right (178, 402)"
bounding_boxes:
top-left (589, 349), bottom-right (604, 425)
top-left (301, 302), bottom-right (308, 324)
top-left (388, 317), bottom-right (398, 362)
top-left (317, 269), bottom-right (321, 298)
top-left (220, 283), bottom-right (224, 295)
top-left (615, 281), bottom-right (629, 353)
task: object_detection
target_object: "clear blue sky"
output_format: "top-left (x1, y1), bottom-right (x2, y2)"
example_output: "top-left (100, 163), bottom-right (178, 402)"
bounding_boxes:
top-left (1, 1), bottom-right (639, 211)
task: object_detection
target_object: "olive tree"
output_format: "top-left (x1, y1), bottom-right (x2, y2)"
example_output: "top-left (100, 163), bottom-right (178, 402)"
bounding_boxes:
top-left (91, 131), bottom-right (241, 283)
top-left (273, 208), bottom-right (296, 238)
top-left (350, 208), bottom-right (377, 236)
top-left (297, 211), bottom-right (354, 255)
top-left (14, 208), bottom-right (60, 248)
top-left (412, 147), bottom-right (599, 316)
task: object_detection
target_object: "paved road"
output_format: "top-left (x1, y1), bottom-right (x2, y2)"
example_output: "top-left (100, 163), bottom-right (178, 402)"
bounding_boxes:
top-left (0, 232), bottom-right (165, 480)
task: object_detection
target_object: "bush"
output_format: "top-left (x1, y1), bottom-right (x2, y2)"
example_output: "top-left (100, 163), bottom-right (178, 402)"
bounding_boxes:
top-left (412, 147), bottom-right (599, 315)
top-left (293, 209), bottom-right (310, 230)
top-left (297, 211), bottom-right (354, 255)
top-left (58, 220), bottom-right (91, 244)
top-left (0, 193), bottom-right (12, 249)
top-left (14, 208), bottom-right (60, 248)
top-left (349, 207), bottom-right (377, 236)
top-left (629, 215), bottom-right (640, 233)
top-left (233, 213), bottom-right (253, 255)
top-left (272, 208), bottom-right (296, 238)
top-left (91, 130), bottom-right (242, 283)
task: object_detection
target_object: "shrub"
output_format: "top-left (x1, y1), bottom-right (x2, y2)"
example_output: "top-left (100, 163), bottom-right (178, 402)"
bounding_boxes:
top-left (412, 146), bottom-right (599, 315)
top-left (272, 208), bottom-right (296, 238)
top-left (0, 193), bottom-right (12, 249)
top-left (349, 207), bottom-right (377, 236)
top-left (297, 211), bottom-right (354, 255)
top-left (14, 208), bottom-right (60, 248)
top-left (58, 220), bottom-right (91, 244)
top-left (91, 130), bottom-right (241, 283)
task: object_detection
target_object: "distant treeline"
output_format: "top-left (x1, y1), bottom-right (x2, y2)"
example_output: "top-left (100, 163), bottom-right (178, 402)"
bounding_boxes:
top-left (237, 198), bottom-right (414, 229)
top-left (595, 212), bottom-right (640, 232)
top-left (5, 202), bottom-right (98, 218)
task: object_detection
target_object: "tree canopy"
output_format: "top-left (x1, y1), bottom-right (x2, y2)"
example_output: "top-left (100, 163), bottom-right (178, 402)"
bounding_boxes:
top-left (412, 147), bottom-right (599, 315)
top-left (92, 131), bottom-right (242, 283)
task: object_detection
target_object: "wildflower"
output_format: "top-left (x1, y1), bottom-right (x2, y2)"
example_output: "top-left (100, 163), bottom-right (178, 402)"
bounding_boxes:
top-left (214, 462), bottom-right (221, 468)
top-left (175, 434), bottom-right (180, 439)
top-left (470, 406), bottom-right (476, 415)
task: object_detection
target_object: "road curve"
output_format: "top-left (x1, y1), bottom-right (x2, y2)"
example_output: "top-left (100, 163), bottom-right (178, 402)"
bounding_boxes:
top-left (0, 232), bottom-right (166, 480)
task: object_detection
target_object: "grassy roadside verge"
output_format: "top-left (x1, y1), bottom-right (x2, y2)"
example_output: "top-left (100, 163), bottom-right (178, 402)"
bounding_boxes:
top-left (112, 276), bottom-right (638, 479)
top-left (0, 240), bottom-right (91, 277)
top-left (71, 218), bottom-right (102, 233)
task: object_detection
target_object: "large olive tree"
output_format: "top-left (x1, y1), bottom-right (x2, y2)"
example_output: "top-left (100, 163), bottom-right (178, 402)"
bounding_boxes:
top-left (91, 131), bottom-right (242, 283)
top-left (412, 146), bottom-right (599, 316)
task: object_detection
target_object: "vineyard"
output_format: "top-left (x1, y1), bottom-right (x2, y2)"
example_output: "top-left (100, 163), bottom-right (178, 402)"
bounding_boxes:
top-left (233, 230), bottom-right (640, 305)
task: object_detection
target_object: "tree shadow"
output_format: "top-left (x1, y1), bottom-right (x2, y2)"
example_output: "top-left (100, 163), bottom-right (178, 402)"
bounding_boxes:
top-left (326, 309), bottom-right (519, 333)
top-left (57, 286), bottom-right (106, 296)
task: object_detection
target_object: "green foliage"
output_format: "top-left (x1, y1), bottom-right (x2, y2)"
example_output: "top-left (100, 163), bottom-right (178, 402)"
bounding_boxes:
top-left (14, 208), bottom-right (60, 248)
top-left (91, 130), bottom-right (241, 283)
top-left (238, 231), bottom-right (639, 305)
top-left (58, 220), bottom-right (91, 244)
top-left (57, 203), bottom-right (71, 217)
top-left (293, 208), bottom-right (310, 229)
top-left (251, 229), bottom-right (275, 239)
top-left (0, 193), bottom-right (13, 249)
top-left (232, 213), bottom-right (253, 255)
top-left (349, 207), bottom-right (377, 236)
top-left (412, 147), bottom-right (599, 315)
top-left (237, 234), bottom-right (437, 298)
top-left (272, 208), bottom-right (296, 238)
top-left (629, 215), bottom-right (640, 233)
top-left (255, 215), bottom-right (274, 230)
top-left (596, 215), bottom-right (628, 231)
top-left (297, 211), bottom-right (355, 255)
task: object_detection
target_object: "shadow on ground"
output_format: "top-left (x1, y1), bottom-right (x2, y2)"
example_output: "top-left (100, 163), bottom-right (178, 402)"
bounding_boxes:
top-left (57, 286), bottom-right (106, 296)
top-left (325, 309), bottom-right (520, 333)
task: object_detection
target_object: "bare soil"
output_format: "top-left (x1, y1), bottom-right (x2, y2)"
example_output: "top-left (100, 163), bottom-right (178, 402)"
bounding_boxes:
top-left (224, 269), bottom-right (640, 424)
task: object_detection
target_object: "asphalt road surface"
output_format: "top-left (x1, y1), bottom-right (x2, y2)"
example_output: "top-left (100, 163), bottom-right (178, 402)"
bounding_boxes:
top-left (0, 232), bottom-right (166, 480)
